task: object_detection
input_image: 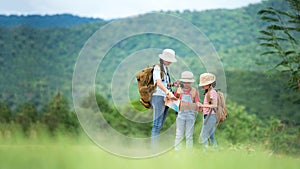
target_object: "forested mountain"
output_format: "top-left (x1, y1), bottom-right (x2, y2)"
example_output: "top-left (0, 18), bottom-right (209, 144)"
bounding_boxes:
top-left (0, 14), bottom-right (104, 28)
top-left (0, 0), bottom-right (298, 124)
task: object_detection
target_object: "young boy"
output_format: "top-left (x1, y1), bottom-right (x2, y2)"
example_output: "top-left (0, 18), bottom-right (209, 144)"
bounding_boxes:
top-left (174, 71), bottom-right (200, 151)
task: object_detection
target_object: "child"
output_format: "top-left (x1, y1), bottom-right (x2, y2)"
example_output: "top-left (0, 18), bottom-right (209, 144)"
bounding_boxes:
top-left (174, 71), bottom-right (200, 151)
top-left (198, 72), bottom-right (218, 150)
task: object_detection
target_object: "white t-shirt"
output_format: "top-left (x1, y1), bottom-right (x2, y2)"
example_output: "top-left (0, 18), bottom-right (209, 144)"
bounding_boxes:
top-left (152, 64), bottom-right (169, 96)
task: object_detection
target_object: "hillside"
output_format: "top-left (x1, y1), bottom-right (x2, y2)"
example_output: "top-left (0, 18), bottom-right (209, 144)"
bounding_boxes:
top-left (0, 14), bottom-right (104, 28)
top-left (0, 0), bottom-right (298, 123)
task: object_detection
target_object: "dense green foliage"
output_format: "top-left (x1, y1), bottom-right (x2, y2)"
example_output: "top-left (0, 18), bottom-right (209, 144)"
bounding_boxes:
top-left (258, 0), bottom-right (300, 90)
top-left (1, 91), bottom-right (299, 155)
top-left (0, 92), bottom-right (80, 135)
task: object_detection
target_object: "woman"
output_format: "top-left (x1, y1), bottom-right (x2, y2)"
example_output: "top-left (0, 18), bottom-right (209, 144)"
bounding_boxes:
top-left (151, 48), bottom-right (177, 148)
top-left (198, 72), bottom-right (218, 151)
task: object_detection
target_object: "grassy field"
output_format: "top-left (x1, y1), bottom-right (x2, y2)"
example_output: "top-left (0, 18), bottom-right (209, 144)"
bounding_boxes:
top-left (0, 132), bottom-right (299, 169)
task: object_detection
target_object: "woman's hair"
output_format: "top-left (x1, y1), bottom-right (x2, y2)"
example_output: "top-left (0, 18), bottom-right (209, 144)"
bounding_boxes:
top-left (159, 59), bottom-right (164, 72)
top-left (159, 58), bottom-right (170, 75)
top-left (159, 58), bottom-right (171, 89)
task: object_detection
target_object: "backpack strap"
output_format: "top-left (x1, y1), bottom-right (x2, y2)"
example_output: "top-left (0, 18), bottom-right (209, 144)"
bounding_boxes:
top-left (154, 64), bottom-right (165, 81)
top-left (190, 87), bottom-right (196, 103)
top-left (178, 87), bottom-right (196, 102)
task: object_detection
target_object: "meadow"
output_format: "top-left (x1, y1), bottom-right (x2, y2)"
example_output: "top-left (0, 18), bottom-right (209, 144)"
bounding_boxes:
top-left (0, 130), bottom-right (299, 169)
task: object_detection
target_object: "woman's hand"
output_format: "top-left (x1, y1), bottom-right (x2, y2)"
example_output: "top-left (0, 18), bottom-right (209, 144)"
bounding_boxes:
top-left (167, 92), bottom-right (178, 100)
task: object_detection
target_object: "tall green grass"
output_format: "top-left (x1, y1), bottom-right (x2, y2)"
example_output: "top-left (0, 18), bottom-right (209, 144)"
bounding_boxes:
top-left (0, 130), bottom-right (299, 169)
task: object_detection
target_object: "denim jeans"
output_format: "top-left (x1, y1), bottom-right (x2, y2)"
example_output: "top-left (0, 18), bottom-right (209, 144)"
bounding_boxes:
top-left (174, 110), bottom-right (196, 151)
top-left (151, 95), bottom-right (169, 148)
top-left (199, 114), bottom-right (217, 148)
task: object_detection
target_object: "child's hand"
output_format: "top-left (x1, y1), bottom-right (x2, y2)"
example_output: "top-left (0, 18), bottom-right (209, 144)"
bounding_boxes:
top-left (197, 107), bottom-right (203, 113)
top-left (196, 102), bottom-right (203, 107)
top-left (173, 80), bottom-right (180, 87)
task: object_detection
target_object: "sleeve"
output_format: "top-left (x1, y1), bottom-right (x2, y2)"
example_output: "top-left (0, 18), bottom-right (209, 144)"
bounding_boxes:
top-left (210, 90), bottom-right (218, 103)
top-left (152, 65), bottom-right (161, 85)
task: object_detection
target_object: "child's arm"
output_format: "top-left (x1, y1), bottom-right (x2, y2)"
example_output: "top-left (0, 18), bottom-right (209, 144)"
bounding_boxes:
top-left (200, 100), bottom-right (217, 109)
top-left (199, 90), bottom-right (217, 109)
top-left (195, 90), bottom-right (203, 112)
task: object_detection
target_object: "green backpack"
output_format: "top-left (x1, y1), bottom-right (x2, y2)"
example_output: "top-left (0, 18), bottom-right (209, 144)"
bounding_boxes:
top-left (136, 64), bottom-right (164, 109)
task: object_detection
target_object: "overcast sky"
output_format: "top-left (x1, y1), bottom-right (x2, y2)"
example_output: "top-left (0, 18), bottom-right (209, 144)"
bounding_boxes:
top-left (0, 0), bottom-right (262, 20)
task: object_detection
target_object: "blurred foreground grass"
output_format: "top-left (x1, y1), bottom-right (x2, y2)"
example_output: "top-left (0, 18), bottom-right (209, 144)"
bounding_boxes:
top-left (0, 132), bottom-right (299, 169)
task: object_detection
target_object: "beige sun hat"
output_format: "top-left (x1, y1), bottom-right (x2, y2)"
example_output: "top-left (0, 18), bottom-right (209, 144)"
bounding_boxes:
top-left (199, 73), bottom-right (216, 86)
top-left (159, 49), bottom-right (177, 62)
top-left (180, 71), bottom-right (195, 83)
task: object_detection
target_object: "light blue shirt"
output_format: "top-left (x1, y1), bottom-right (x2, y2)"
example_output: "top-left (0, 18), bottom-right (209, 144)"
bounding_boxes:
top-left (152, 64), bottom-right (169, 96)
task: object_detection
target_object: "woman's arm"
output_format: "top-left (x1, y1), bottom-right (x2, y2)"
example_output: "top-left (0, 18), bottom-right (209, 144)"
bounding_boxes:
top-left (156, 79), bottom-right (177, 100)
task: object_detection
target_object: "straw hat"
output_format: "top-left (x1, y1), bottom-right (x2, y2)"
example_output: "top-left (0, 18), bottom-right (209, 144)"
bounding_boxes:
top-left (180, 71), bottom-right (195, 83)
top-left (159, 49), bottom-right (177, 62)
top-left (199, 73), bottom-right (216, 86)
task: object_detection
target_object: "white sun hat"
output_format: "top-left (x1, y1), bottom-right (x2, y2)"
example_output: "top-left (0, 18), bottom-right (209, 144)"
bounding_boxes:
top-left (158, 49), bottom-right (177, 62)
top-left (199, 73), bottom-right (216, 86)
top-left (179, 71), bottom-right (195, 83)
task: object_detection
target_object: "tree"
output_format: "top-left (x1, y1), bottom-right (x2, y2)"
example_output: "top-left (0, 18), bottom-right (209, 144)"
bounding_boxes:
top-left (258, 0), bottom-right (300, 91)
top-left (14, 102), bottom-right (38, 132)
top-left (42, 92), bottom-right (75, 132)
top-left (0, 101), bottom-right (12, 123)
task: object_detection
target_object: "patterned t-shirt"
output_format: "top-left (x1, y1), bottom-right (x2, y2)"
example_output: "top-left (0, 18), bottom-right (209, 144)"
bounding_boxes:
top-left (203, 89), bottom-right (218, 115)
